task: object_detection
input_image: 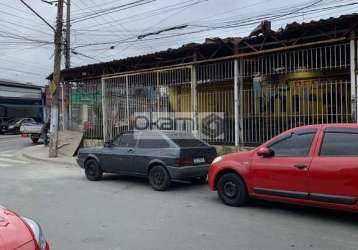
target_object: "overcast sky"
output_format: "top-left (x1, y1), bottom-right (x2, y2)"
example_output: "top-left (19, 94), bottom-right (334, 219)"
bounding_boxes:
top-left (0, 0), bottom-right (356, 85)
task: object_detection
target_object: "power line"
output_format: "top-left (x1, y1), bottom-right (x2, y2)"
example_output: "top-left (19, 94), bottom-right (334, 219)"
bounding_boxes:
top-left (74, 0), bottom-right (203, 30)
top-left (0, 11), bottom-right (53, 36)
top-left (19, 0), bottom-right (56, 32)
top-left (71, 0), bottom-right (157, 23)
top-left (0, 31), bottom-right (52, 45)
top-left (71, 0), bottom-right (358, 50)
top-left (0, 2), bottom-right (49, 21)
top-left (0, 66), bottom-right (47, 77)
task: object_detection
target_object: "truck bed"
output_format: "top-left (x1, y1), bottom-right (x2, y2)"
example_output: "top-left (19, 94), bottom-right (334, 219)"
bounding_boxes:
top-left (20, 123), bottom-right (43, 134)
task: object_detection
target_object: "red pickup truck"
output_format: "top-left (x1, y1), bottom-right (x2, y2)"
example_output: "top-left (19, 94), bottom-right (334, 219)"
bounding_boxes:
top-left (208, 124), bottom-right (358, 212)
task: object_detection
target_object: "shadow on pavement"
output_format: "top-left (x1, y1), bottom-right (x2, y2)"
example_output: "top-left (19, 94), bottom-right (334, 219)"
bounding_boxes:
top-left (99, 174), bottom-right (206, 191)
top-left (239, 199), bottom-right (358, 225)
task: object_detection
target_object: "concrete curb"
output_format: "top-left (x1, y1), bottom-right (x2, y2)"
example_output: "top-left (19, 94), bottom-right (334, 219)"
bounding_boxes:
top-left (21, 145), bottom-right (77, 167)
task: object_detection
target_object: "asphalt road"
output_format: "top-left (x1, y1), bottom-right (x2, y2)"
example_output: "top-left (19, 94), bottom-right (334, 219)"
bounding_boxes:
top-left (1, 136), bottom-right (358, 250)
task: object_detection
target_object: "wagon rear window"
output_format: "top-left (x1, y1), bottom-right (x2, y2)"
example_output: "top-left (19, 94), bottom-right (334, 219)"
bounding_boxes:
top-left (172, 139), bottom-right (207, 148)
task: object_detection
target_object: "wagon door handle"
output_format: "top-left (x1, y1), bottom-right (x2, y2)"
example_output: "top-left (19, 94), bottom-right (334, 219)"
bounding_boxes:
top-left (294, 164), bottom-right (307, 169)
top-left (128, 149), bottom-right (134, 153)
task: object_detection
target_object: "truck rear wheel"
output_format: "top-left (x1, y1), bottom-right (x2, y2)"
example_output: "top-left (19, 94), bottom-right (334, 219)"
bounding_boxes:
top-left (31, 137), bottom-right (39, 144)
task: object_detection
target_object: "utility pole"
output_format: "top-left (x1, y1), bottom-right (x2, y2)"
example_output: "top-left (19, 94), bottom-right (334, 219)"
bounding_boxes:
top-left (62, 0), bottom-right (71, 131)
top-left (49, 0), bottom-right (64, 158)
top-left (65, 0), bottom-right (71, 69)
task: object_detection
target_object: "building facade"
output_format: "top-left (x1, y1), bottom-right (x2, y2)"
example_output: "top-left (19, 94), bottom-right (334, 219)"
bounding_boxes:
top-left (55, 14), bottom-right (358, 148)
top-left (0, 79), bottom-right (44, 121)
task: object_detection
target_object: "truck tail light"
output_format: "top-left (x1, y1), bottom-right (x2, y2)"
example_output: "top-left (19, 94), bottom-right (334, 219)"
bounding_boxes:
top-left (206, 155), bottom-right (215, 163)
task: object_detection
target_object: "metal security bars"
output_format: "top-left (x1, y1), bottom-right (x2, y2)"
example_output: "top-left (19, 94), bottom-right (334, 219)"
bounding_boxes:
top-left (241, 80), bottom-right (351, 145)
top-left (68, 79), bottom-right (103, 139)
top-left (65, 40), bottom-right (356, 148)
top-left (103, 67), bottom-right (193, 142)
top-left (197, 87), bottom-right (235, 144)
top-left (240, 43), bottom-right (350, 78)
top-left (197, 60), bottom-right (235, 83)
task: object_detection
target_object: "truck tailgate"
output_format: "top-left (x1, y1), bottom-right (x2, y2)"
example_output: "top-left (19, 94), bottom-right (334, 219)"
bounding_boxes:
top-left (20, 123), bottom-right (42, 134)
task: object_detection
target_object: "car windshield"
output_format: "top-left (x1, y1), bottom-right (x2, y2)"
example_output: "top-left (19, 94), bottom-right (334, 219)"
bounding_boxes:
top-left (8, 119), bottom-right (19, 125)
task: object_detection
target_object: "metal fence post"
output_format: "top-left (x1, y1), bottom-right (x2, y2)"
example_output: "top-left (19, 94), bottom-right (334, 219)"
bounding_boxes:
top-left (101, 78), bottom-right (107, 142)
top-left (191, 65), bottom-right (198, 135)
top-left (126, 75), bottom-right (130, 129)
top-left (234, 59), bottom-right (239, 150)
top-left (350, 37), bottom-right (357, 122)
top-left (157, 71), bottom-right (160, 114)
top-left (239, 61), bottom-right (244, 148)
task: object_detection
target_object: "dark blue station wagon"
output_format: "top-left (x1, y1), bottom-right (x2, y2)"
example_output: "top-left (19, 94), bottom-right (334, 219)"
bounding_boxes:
top-left (77, 131), bottom-right (217, 190)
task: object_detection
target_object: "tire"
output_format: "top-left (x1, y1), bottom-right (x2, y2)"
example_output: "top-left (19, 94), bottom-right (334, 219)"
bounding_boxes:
top-left (31, 137), bottom-right (39, 144)
top-left (148, 165), bottom-right (171, 191)
top-left (217, 173), bottom-right (248, 207)
top-left (84, 159), bottom-right (103, 181)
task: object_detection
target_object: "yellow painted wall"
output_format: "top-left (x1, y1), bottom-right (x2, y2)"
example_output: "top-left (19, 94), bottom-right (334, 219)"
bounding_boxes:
top-left (242, 72), bottom-right (350, 119)
top-left (168, 83), bottom-right (234, 115)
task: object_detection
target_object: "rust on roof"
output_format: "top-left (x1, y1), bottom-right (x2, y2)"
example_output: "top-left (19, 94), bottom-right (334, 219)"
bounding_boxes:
top-left (51, 13), bottom-right (358, 81)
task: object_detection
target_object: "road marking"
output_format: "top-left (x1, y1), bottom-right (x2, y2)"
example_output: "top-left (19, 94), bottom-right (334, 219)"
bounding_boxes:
top-left (0, 154), bottom-right (15, 157)
top-left (0, 163), bottom-right (11, 167)
top-left (0, 135), bottom-right (20, 140)
top-left (0, 158), bottom-right (28, 164)
top-left (0, 150), bottom-right (13, 154)
top-left (0, 139), bottom-right (24, 144)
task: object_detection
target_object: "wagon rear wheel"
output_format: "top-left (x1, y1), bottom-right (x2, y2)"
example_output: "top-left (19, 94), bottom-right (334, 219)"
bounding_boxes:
top-left (148, 165), bottom-right (171, 191)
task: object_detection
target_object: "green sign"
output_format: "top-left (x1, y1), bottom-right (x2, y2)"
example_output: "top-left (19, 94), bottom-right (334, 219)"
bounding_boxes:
top-left (71, 90), bottom-right (101, 105)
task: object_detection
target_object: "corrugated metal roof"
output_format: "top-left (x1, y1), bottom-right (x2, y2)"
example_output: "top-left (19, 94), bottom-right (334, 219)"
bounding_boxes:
top-left (55, 13), bottom-right (358, 81)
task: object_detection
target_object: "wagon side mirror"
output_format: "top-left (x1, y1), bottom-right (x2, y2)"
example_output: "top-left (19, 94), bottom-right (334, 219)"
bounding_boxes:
top-left (257, 147), bottom-right (274, 158)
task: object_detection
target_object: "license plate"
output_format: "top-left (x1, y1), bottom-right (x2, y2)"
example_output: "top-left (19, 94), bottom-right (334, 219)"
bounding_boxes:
top-left (193, 157), bottom-right (206, 164)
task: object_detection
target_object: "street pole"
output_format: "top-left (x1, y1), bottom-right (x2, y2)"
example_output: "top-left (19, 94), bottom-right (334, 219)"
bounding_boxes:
top-left (49, 0), bottom-right (64, 158)
top-left (65, 0), bottom-right (71, 69)
top-left (62, 0), bottom-right (71, 130)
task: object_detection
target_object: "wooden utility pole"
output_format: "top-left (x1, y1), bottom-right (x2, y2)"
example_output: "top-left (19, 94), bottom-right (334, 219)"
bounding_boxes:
top-left (62, 0), bottom-right (71, 130)
top-left (49, 0), bottom-right (64, 158)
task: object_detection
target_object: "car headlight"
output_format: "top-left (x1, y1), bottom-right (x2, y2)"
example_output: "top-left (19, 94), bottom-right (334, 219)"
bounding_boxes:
top-left (22, 217), bottom-right (47, 250)
top-left (8, 125), bottom-right (14, 129)
top-left (212, 156), bottom-right (223, 165)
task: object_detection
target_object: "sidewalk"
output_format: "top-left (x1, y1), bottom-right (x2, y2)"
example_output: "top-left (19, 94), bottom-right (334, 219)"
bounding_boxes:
top-left (21, 145), bottom-right (77, 167)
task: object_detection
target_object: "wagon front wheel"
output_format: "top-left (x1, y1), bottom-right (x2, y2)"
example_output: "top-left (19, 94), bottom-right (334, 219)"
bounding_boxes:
top-left (85, 159), bottom-right (103, 181)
